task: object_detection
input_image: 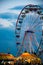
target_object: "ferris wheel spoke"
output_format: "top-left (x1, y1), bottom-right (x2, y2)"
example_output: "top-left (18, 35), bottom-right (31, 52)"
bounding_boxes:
top-left (24, 31), bottom-right (36, 53)
top-left (23, 32), bottom-right (30, 52)
top-left (30, 33), bottom-right (39, 50)
top-left (30, 15), bottom-right (39, 27)
top-left (30, 33), bottom-right (38, 52)
top-left (32, 20), bottom-right (43, 29)
top-left (30, 15), bottom-right (43, 29)
top-left (16, 45), bottom-right (23, 56)
top-left (33, 34), bottom-right (39, 47)
top-left (32, 24), bottom-right (43, 32)
top-left (28, 36), bottom-right (32, 53)
top-left (33, 29), bottom-right (42, 33)
top-left (16, 31), bottom-right (27, 55)
top-left (29, 34), bottom-right (35, 53)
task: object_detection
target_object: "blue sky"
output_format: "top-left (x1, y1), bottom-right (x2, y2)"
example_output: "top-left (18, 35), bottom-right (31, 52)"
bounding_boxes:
top-left (0, 0), bottom-right (43, 56)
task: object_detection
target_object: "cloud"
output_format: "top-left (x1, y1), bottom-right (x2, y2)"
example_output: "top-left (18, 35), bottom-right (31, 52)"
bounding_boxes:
top-left (0, 18), bottom-right (15, 28)
top-left (8, 10), bottom-right (21, 15)
top-left (10, 5), bottom-right (24, 10)
top-left (0, 12), bottom-right (18, 20)
top-left (0, 0), bottom-right (43, 14)
top-left (8, 5), bottom-right (24, 15)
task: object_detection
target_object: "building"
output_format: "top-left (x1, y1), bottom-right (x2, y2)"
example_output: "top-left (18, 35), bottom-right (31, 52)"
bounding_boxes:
top-left (0, 53), bottom-right (17, 65)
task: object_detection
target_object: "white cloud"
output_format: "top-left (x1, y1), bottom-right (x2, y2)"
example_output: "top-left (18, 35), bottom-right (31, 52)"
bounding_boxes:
top-left (7, 10), bottom-right (21, 15)
top-left (0, 18), bottom-right (15, 28)
top-left (0, 0), bottom-right (42, 13)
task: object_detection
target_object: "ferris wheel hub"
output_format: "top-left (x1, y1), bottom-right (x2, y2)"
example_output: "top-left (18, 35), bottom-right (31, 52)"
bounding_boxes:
top-left (26, 30), bottom-right (34, 33)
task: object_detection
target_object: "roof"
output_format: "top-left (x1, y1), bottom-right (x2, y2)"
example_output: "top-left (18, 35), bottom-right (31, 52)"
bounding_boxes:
top-left (0, 53), bottom-right (15, 60)
top-left (18, 52), bottom-right (41, 63)
top-left (20, 52), bottom-right (35, 59)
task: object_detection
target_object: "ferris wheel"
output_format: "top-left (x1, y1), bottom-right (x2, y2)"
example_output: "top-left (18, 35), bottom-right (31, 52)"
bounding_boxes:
top-left (15, 4), bottom-right (43, 56)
